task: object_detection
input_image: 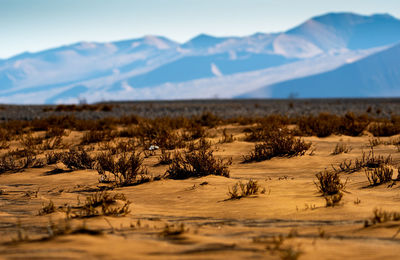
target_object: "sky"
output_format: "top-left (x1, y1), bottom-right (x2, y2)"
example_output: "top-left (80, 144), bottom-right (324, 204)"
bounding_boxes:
top-left (1, 0), bottom-right (399, 59)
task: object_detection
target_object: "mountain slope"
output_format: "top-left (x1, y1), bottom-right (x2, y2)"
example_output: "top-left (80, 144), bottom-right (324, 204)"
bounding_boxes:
top-left (286, 13), bottom-right (400, 51)
top-left (240, 43), bottom-right (400, 98)
top-left (1, 12), bottom-right (400, 103)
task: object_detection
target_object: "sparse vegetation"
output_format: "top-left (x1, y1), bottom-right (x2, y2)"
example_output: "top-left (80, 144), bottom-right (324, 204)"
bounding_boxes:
top-left (365, 165), bottom-right (394, 186)
top-left (315, 170), bottom-right (347, 196)
top-left (164, 147), bottom-right (231, 179)
top-left (227, 179), bottom-right (264, 199)
top-left (61, 148), bottom-right (94, 170)
top-left (243, 128), bottom-right (311, 162)
top-left (331, 142), bottom-right (352, 155)
top-left (96, 151), bottom-right (150, 186)
top-left (365, 208), bottom-right (400, 227)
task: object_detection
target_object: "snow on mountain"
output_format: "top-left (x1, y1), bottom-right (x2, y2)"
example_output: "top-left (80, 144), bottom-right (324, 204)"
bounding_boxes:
top-left (1, 12), bottom-right (400, 104)
top-left (239, 43), bottom-right (400, 98)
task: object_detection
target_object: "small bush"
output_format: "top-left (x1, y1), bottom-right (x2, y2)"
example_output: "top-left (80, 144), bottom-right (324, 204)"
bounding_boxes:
top-left (38, 200), bottom-right (56, 215)
top-left (243, 128), bottom-right (311, 163)
top-left (81, 129), bottom-right (112, 145)
top-left (227, 179), bottom-right (263, 200)
top-left (61, 148), bottom-right (94, 170)
top-left (324, 193), bottom-right (343, 207)
top-left (365, 208), bottom-right (400, 227)
top-left (46, 152), bottom-right (64, 165)
top-left (368, 122), bottom-right (400, 137)
top-left (365, 165), bottom-right (393, 186)
top-left (157, 150), bottom-right (173, 165)
top-left (96, 151), bottom-right (149, 186)
top-left (164, 148), bottom-right (231, 179)
top-left (67, 192), bottom-right (130, 218)
top-left (219, 128), bottom-right (235, 143)
top-left (332, 149), bottom-right (392, 174)
top-left (315, 170), bottom-right (347, 196)
top-left (331, 142), bottom-right (352, 155)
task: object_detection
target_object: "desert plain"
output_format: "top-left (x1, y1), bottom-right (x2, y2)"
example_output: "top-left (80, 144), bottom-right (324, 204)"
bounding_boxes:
top-left (1, 100), bottom-right (400, 259)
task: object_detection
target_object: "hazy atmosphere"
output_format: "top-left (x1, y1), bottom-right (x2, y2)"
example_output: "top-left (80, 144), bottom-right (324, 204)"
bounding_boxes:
top-left (3, 1), bottom-right (400, 260)
top-left (2, 0), bottom-right (399, 58)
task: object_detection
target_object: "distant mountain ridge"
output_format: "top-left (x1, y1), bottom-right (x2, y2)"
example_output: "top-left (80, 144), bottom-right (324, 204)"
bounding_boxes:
top-left (240, 42), bottom-right (400, 98)
top-left (1, 12), bottom-right (400, 103)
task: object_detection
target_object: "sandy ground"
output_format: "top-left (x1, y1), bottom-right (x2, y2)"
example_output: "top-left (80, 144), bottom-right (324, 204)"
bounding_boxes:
top-left (1, 126), bottom-right (400, 259)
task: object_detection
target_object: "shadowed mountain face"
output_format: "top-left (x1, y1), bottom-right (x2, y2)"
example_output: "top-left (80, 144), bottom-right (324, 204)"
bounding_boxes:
top-left (287, 13), bottom-right (400, 51)
top-left (240, 43), bottom-right (400, 98)
top-left (1, 12), bottom-right (400, 103)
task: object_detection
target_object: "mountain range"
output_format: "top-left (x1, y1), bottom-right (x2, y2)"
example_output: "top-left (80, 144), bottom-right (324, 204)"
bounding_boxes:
top-left (1, 12), bottom-right (400, 104)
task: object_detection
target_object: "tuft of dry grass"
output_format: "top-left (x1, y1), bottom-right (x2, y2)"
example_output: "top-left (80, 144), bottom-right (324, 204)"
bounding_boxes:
top-left (96, 151), bottom-right (149, 186)
top-left (227, 179), bottom-right (264, 200)
top-left (38, 200), bottom-right (56, 215)
top-left (243, 128), bottom-right (311, 163)
top-left (331, 142), bottom-right (352, 155)
top-left (61, 148), bottom-right (94, 170)
top-left (164, 148), bottom-right (231, 180)
top-left (315, 170), bottom-right (347, 196)
top-left (365, 165), bottom-right (394, 186)
top-left (365, 208), bottom-right (400, 227)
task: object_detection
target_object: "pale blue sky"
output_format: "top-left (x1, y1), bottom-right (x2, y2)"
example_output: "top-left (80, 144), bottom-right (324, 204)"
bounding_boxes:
top-left (1, 0), bottom-right (399, 58)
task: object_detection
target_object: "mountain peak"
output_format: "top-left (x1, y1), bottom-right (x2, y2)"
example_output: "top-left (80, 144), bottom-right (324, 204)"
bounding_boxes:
top-left (183, 34), bottom-right (228, 49)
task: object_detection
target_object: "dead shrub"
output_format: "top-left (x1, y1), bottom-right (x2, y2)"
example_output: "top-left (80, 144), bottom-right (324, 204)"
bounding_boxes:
top-left (61, 148), bottom-right (94, 170)
top-left (96, 151), bottom-right (149, 186)
top-left (157, 150), bottom-right (173, 165)
top-left (81, 129), bottom-right (112, 145)
top-left (227, 179), bottom-right (263, 200)
top-left (219, 128), bottom-right (235, 143)
top-left (38, 200), bottom-right (56, 215)
top-left (314, 170), bottom-right (347, 196)
top-left (331, 142), bottom-right (352, 155)
top-left (368, 121), bottom-right (400, 137)
top-left (332, 149), bottom-right (392, 174)
top-left (45, 151), bottom-right (64, 165)
top-left (243, 128), bottom-right (311, 162)
top-left (365, 208), bottom-right (400, 227)
top-left (65, 192), bottom-right (130, 218)
top-left (164, 148), bottom-right (231, 179)
top-left (365, 165), bottom-right (394, 186)
top-left (324, 193), bottom-right (343, 207)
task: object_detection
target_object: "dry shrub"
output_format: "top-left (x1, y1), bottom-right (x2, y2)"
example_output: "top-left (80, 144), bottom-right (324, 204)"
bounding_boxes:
top-left (64, 192), bottom-right (130, 218)
top-left (315, 170), bottom-right (346, 207)
top-left (227, 179), bottom-right (263, 200)
top-left (164, 148), bottom-right (231, 180)
top-left (187, 138), bottom-right (212, 152)
top-left (38, 200), bottom-right (56, 215)
top-left (243, 128), bottom-right (311, 163)
top-left (243, 115), bottom-right (287, 142)
top-left (45, 151), bottom-right (64, 165)
top-left (0, 129), bottom-right (11, 149)
top-left (96, 151), bottom-right (149, 186)
top-left (61, 148), bottom-right (94, 170)
top-left (315, 170), bottom-right (347, 196)
top-left (324, 193), bottom-right (343, 207)
top-left (365, 208), bottom-right (400, 227)
top-left (19, 133), bottom-right (43, 150)
top-left (159, 223), bottom-right (187, 238)
top-left (333, 149), bottom-right (392, 174)
top-left (135, 120), bottom-right (186, 149)
top-left (81, 129), bottom-right (112, 145)
top-left (297, 112), bottom-right (368, 137)
top-left (157, 150), bottom-right (173, 165)
top-left (0, 156), bottom-right (21, 174)
top-left (365, 165), bottom-right (394, 186)
top-left (219, 128), bottom-right (235, 143)
top-left (368, 121), bottom-right (400, 137)
top-left (331, 142), bottom-right (352, 155)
